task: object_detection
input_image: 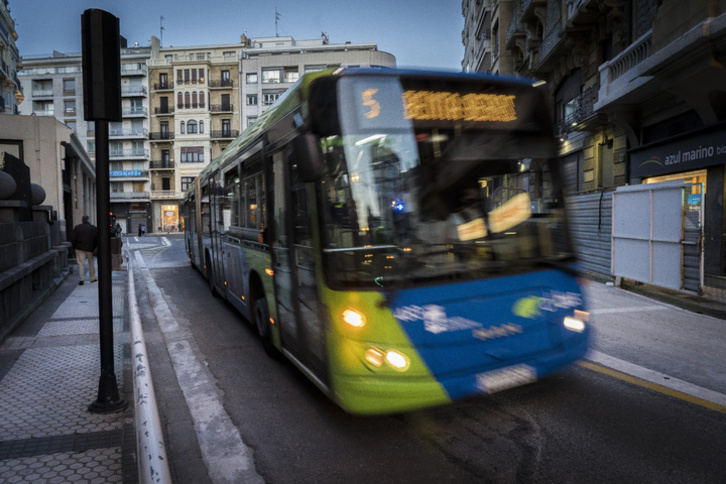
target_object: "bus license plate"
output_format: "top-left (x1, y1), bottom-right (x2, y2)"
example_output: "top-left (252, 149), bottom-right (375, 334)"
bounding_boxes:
top-left (476, 364), bottom-right (536, 394)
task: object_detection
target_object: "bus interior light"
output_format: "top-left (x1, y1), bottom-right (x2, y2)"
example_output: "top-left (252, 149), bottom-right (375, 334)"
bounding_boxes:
top-left (563, 315), bottom-right (586, 332)
top-left (342, 308), bottom-right (366, 328)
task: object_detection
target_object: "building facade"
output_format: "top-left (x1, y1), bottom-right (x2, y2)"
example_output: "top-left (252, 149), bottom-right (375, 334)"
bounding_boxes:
top-left (462, 0), bottom-right (726, 294)
top-left (17, 43), bottom-right (152, 234)
top-left (18, 33), bottom-right (395, 235)
top-left (240, 35), bottom-right (396, 129)
top-left (0, 0), bottom-right (21, 114)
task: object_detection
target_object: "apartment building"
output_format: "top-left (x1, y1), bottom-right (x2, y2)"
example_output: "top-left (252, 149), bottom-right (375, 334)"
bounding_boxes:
top-left (0, 0), bottom-right (21, 114)
top-left (240, 34), bottom-right (396, 129)
top-left (147, 36), bottom-right (243, 233)
top-left (17, 43), bottom-right (152, 234)
top-left (462, 0), bottom-right (726, 294)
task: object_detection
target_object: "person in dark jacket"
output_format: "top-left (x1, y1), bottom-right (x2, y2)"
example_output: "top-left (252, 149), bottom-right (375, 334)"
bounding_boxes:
top-left (70, 215), bottom-right (98, 285)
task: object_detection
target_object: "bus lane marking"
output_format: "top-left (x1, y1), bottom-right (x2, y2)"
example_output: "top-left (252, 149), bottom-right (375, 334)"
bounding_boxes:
top-left (580, 350), bottom-right (726, 414)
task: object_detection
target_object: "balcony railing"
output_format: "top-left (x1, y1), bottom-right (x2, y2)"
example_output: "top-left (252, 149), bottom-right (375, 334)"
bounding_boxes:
top-left (557, 85), bottom-right (598, 135)
top-left (151, 190), bottom-right (184, 200)
top-left (210, 129), bottom-right (239, 139)
top-left (31, 89), bottom-right (53, 97)
top-left (149, 160), bottom-right (175, 169)
top-left (149, 131), bottom-right (174, 141)
top-left (110, 128), bottom-right (148, 138)
top-left (121, 86), bottom-right (148, 97)
top-left (176, 103), bottom-right (206, 110)
top-left (122, 107), bottom-right (148, 117)
top-left (209, 79), bottom-right (234, 88)
top-left (210, 104), bottom-right (233, 113)
top-left (606, 30), bottom-right (652, 83)
top-left (154, 106), bottom-right (175, 115)
top-left (153, 82), bottom-right (174, 91)
top-left (109, 148), bottom-right (149, 159)
top-left (111, 191), bottom-right (150, 200)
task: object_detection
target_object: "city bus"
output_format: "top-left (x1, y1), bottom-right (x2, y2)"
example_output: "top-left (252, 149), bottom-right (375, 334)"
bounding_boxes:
top-left (183, 67), bottom-right (590, 415)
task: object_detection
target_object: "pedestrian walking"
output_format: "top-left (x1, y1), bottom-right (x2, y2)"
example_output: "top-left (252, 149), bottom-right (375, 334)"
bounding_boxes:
top-left (138, 223), bottom-right (143, 237)
top-left (70, 215), bottom-right (98, 285)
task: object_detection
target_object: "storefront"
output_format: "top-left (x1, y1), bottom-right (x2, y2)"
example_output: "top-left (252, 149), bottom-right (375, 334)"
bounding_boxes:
top-left (630, 123), bottom-right (726, 285)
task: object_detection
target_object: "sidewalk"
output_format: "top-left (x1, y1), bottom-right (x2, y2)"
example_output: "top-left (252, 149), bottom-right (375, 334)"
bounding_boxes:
top-left (0, 269), bottom-right (135, 483)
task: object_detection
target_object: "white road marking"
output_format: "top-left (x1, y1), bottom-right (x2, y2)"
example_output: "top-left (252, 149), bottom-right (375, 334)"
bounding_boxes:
top-left (585, 350), bottom-right (726, 407)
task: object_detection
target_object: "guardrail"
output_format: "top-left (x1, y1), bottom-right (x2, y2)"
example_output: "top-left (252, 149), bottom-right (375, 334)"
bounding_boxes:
top-left (128, 262), bottom-right (172, 484)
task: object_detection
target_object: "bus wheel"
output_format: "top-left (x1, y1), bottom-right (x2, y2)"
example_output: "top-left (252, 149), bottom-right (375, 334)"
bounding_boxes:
top-left (254, 296), bottom-right (279, 358)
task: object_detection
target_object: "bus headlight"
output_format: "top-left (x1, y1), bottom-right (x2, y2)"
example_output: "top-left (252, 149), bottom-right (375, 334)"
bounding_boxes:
top-left (563, 310), bottom-right (589, 332)
top-left (342, 308), bottom-right (366, 328)
top-left (385, 350), bottom-right (409, 371)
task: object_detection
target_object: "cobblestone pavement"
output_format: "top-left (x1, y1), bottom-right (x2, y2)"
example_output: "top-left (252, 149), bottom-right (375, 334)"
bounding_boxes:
top-left (0, 269), bottom-right (135, 483)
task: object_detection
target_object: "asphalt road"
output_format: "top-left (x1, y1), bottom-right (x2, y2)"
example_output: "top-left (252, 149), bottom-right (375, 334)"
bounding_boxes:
top-left (130, 235), bottom-right (726, 483)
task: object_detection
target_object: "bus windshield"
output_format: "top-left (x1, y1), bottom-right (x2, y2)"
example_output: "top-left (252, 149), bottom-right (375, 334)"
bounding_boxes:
top-left (319, 74), bottom-right (572, 289)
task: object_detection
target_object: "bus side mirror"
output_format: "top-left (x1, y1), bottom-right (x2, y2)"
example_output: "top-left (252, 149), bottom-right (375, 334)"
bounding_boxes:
top-left (293, 134), bottom-right (323, 182)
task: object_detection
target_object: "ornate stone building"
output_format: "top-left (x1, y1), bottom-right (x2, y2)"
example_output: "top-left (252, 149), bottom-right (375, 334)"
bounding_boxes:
top-left (463, 0), bottom-right (726, 294)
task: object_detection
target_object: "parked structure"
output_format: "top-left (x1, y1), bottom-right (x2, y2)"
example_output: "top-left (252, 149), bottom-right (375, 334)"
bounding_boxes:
top-left (462, 0), bottom-right (726, 297)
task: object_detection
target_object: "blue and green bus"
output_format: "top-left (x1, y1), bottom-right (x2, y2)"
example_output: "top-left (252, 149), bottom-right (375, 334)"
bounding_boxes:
top-left (183, 67), bottom-right (590, 415)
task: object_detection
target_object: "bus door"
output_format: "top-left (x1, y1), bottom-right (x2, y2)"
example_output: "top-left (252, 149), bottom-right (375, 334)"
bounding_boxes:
top-left (270, 149), bottom-right (328, 383)
top-left (210, 173), bottom-right (227, 293)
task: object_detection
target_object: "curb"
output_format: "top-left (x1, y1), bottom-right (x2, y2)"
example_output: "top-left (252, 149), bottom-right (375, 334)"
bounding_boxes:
top-left (128, 262), bottom-right (172, 484)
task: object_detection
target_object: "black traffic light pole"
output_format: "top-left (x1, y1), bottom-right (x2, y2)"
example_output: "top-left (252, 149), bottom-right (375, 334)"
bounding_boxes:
top-left (82, 9), bottom-right (127, 414)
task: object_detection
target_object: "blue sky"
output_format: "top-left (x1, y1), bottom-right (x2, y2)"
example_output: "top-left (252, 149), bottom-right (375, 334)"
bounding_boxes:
top-left (10, 0), bottom-right (464, 70)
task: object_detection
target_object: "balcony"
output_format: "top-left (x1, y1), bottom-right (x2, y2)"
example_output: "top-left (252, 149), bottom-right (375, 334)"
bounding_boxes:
top-left (149, 132), bottom-right (174, 141)
top-left (506, 9), bottom-right (525, 49)
top-left (520, 0), bottom-right (546, 22)
top-left (153, 82), bottom-right (174, 91)
top-left (120, 64), bottom-right (147, 76)
top-left (110, 148), bottom-right (149, 160)
top-left (209, 79), bottom-right (234, 89)
top-left (110, 127), bottom-right (148, 139)
top-left (596, 30), bottom-right (653, 110)
top-left (151, 190), bottom-right (184, 200)
top-left (122, 106), bottom-right (149, 117)
top-left (153, 106), bottom-right (175, 115)
top-left (176, 103), bottom-right (206, 110)
top-left (149, 160), bottom-right (175, 169)
top-left (210, 129), bottom-right (239, 139)
top-left (121, 86), bottom-right (148, 97)
top-left (557, 85), bottom-right (599, 135)
top-left (31, 89), bottom-right (53, 98)
top-left (210, 104), bottom-right (234, 113)
top-left (111, 191), bottom-right (150, 201)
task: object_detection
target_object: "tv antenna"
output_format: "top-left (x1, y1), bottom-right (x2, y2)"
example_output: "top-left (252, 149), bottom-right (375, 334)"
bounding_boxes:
top-left (160, 16), bottom-right (165, 46)
top-left (275, 8), bottom-right (281, 37)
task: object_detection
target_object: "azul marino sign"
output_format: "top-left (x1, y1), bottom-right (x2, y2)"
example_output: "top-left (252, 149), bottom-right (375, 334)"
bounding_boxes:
top-left (630, 124), bottom-right (726, 178)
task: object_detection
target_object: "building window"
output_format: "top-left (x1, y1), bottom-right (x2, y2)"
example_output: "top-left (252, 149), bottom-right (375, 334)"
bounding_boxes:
top-left (63, 78), bottom-right (76, 93)
top-left (187, 120), bottom-right (198, 134)
top-left (64, 100), bottom-right (76, 114)
top-left (246, 72), bottom-right (258, 84)
top-left (177, 92), bottom-right (183, 108)
top-left (222, 119), bottom-right (231, 137)
top-left (192, 91), bottom-right (198, 108)
top-left (181, 176), bottom-right (195, 192)
top-left (184, 92), bottom-right (190, 108)
top-left (180, 121), bottom-right (185, 134)
top-left (192, 69), bottom-right (197, 83)
top-left (246, 116), bottom-right (257, 127)
top-left (199, 120), bottom-right (204, 134)
top-left (262, 68), bottom-right (282, 84)
top-left (181, 147), bottom-right (204, 163)
top-left (246, 95), bottom-right (257, 106)
top-left (262, 91), bottom-right (282, 106)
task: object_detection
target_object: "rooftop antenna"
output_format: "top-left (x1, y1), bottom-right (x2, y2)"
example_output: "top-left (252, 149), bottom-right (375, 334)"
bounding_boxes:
top-left (275, 8), bottom-right (281, 37)
top-left (160, 16), bottom-right (165, 46)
